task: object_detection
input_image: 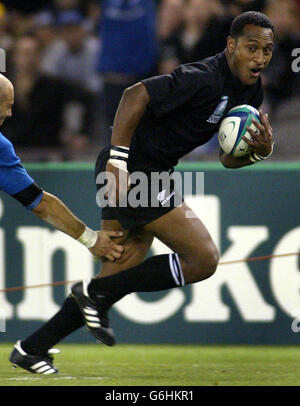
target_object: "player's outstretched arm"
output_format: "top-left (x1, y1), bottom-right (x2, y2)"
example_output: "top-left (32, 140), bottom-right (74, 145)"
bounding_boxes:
top-left (32, 191), bottom-right (123, 261)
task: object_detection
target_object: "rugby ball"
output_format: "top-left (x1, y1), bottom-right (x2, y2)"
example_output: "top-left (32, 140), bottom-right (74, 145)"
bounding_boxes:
top-left (218, 105), bottom-right (261, 157)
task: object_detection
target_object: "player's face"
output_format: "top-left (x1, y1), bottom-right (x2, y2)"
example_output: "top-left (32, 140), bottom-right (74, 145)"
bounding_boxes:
top-left (228, 25), bottom-right (274, 86)
top-left (0, 85), bottom-right (14, 126)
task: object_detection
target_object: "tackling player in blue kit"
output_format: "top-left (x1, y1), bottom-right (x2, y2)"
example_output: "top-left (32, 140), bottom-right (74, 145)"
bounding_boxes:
top-left (0, 71), bottom-right (125, 373)
top-left (0, 74), bottom-right (123, 260)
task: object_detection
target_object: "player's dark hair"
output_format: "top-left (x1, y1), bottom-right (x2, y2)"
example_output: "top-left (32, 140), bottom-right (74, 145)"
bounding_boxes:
top-left (230, 11), bottom-right (274, 38)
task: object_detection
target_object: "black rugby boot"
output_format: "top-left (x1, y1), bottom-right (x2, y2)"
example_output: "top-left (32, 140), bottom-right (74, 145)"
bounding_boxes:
top-left (9, 341), bottom-right (59, 374)
top-left (71, 281), bottom-right (116, 346)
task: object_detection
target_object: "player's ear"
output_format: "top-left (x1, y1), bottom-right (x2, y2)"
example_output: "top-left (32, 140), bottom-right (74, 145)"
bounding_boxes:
top-left (226, 36), bottom-right (236, 55)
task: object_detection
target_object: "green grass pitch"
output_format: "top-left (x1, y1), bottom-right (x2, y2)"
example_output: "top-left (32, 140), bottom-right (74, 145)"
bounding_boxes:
top-left (0, 344), bottom-right (300, 386)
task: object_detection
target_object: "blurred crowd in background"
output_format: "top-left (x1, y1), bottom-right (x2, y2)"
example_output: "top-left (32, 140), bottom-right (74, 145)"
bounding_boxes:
top-left (0, 0), bottom-right (299, 161)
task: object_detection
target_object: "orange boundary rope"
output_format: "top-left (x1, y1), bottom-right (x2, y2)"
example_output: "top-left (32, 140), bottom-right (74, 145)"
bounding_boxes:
top-left (0, 251), bottom-right (299, 293)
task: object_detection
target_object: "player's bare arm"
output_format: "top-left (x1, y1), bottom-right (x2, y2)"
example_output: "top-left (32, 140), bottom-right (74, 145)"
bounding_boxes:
top-left (106, 82), bottom-right (150, 202)
top-left (219, 147), bottom-right (255, 168)
top-left (111, 82), bottom-right (150, 147)
top-left (32, 191), bottom-right (124, 261)
top-left (0, 74), bottom-right (124, 262)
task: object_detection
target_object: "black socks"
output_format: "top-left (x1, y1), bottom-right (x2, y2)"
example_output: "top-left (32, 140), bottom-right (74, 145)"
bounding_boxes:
top-left (20, 253), bottom-right (185, 355)
top-left (21, 296), bottom-right (84, 356)
top-left (88, 253), bottom-right (185, 301)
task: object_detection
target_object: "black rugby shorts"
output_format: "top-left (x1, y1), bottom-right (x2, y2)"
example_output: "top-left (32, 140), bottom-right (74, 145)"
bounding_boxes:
top-left (95, 146), bottom-right (183, 230)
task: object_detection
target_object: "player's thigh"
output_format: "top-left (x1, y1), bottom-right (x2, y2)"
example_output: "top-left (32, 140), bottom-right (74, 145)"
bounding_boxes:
top-left (98, 219), bottom-right (154, 277)
top-left (143, 202), bottom-right (219, 279)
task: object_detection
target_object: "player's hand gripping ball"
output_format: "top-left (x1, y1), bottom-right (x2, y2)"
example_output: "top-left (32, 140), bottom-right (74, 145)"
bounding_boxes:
top-left (218, 105), bottom-right (261, 157)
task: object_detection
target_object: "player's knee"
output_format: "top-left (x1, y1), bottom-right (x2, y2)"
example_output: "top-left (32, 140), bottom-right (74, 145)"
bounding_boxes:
top-left (205, 245), bottom-right (219, 276)
top-left (189, 243), bottom-right (219, 282)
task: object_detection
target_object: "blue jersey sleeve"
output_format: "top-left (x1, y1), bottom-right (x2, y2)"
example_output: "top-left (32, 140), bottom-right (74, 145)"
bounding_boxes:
top-left (0, 132), bottom-right (43, 209)
top-left (0, 163), bottom-right (35, 195)
top-left (0, 131), bottom-right (20, 167)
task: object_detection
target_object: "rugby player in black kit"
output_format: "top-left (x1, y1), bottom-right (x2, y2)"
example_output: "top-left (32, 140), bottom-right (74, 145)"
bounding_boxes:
top-left (10, 11), bottom-right (275, 373)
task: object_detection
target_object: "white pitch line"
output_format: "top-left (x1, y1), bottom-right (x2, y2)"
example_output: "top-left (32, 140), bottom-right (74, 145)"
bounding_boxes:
top-left (2, 377), bottom-right (42, 381)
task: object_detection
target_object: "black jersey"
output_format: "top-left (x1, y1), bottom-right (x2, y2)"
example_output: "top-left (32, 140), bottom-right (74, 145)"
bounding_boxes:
top-left (128, 51), bottom-right (264, 172)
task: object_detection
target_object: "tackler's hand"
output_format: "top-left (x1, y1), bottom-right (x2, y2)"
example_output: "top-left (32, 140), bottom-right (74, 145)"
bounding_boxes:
top-left (89, 230), bottom-right (124, 262)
